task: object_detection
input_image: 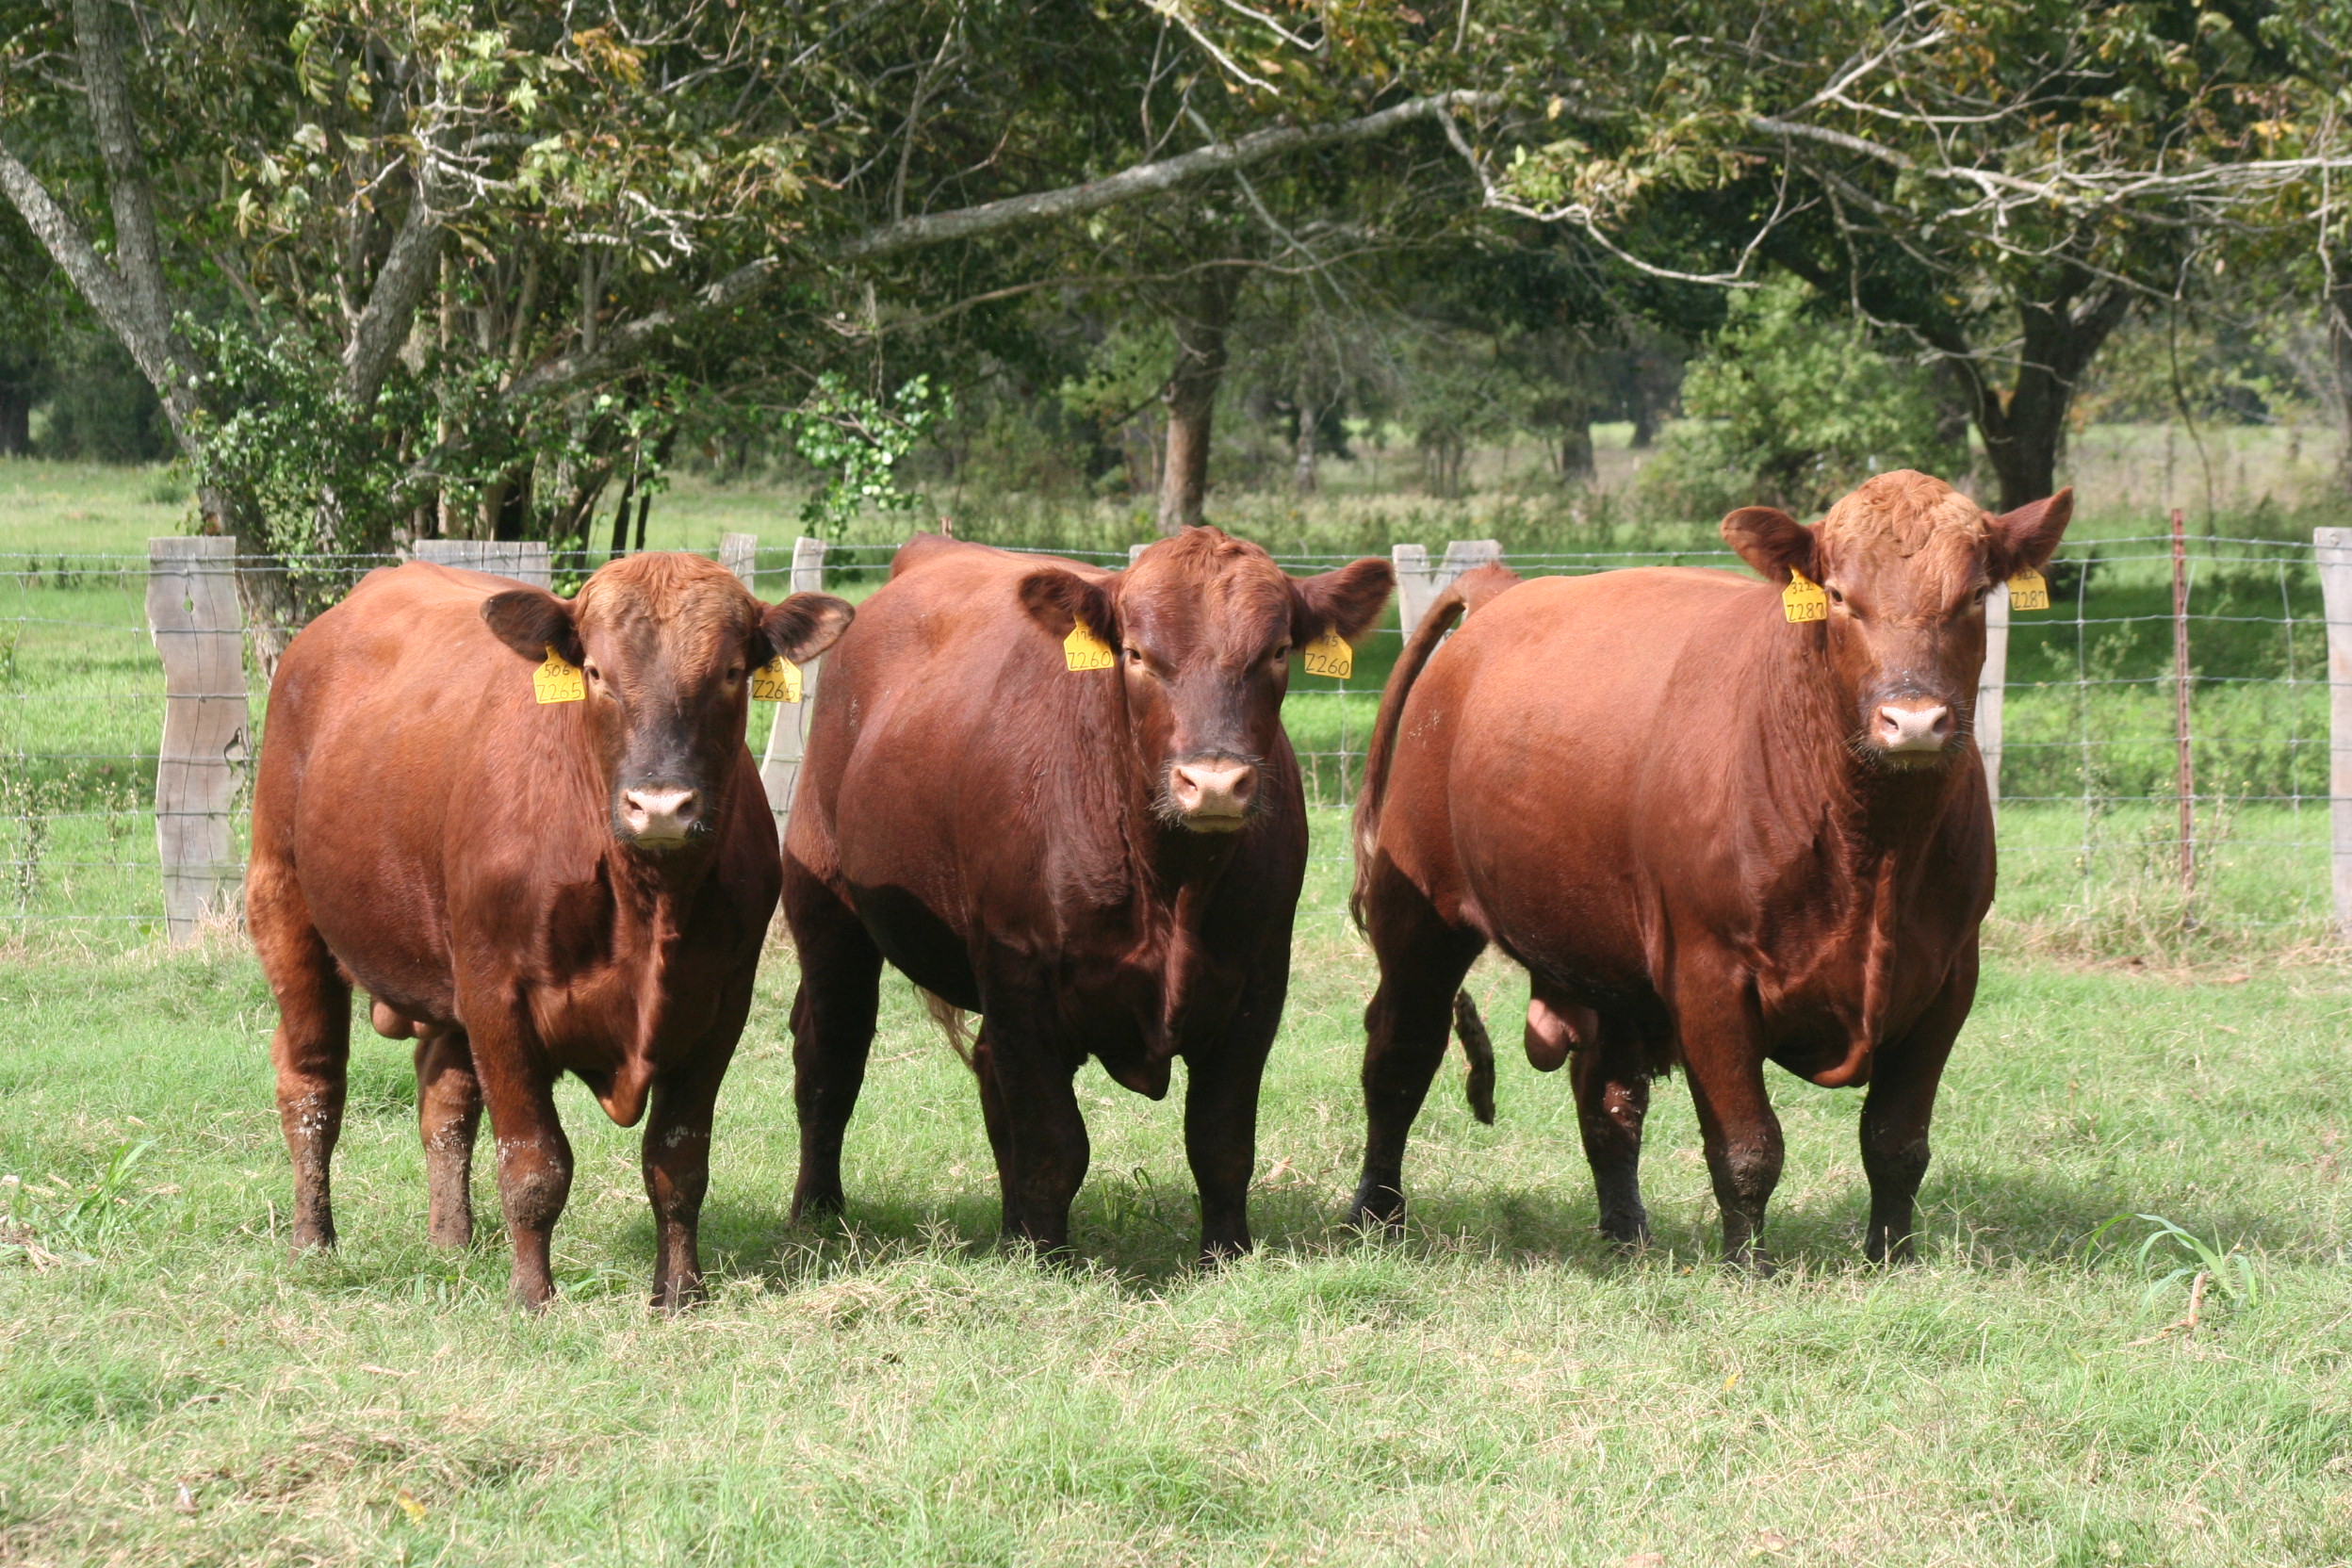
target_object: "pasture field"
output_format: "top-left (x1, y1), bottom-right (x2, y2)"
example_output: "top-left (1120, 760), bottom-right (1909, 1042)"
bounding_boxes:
top-left (3, 885), bottom-right (2350, 1565)
top-left (3, 454), bottom-right (2350, 1563)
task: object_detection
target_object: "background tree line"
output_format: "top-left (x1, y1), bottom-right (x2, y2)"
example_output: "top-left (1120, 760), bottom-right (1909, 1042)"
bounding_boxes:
top-left (3, 0), bottom-right (2349, 605)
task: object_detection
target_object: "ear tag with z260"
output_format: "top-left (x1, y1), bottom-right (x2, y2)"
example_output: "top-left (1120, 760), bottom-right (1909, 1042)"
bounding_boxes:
top-left (1302, 629), bottom-right (1353, 679)
top-left (533, 646), bottom-right (585, 704)
top-left (1064, 621), bottom-right (1116, 672)
top-left (2005, 568), bottom-right (2050, 612)
top-left (752, 657), bottom-right (803, 702)
top-left (1782, 568), bottom-right (1829, 624)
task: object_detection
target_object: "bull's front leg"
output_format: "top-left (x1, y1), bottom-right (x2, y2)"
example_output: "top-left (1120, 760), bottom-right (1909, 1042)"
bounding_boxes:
top-left (1184, 1013), bottom-right (1282, 1265)
top-left (468, 1007), bottom-right (574, 1309)
top-left (1860, 946), bottom-right (1975, 1265)
top-left (643, 989), bottom-right (748, 1313)
top-left (1673, 972), bottom-right (1783, 1274)
top-left (977, 976), bottom-right (1089, 1256)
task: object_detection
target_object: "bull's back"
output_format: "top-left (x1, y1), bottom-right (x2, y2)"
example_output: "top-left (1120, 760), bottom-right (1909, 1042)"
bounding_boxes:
top-left (1383, 568), bottom-right (1764, 979)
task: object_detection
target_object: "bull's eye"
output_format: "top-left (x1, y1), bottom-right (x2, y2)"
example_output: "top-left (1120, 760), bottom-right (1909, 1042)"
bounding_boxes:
top-left (1971, 583), bottom-right (1991, 605)
top-left (582, 663), bottom-right (603, 684)
top-left (1825, 586), bottom-right (1845, 607)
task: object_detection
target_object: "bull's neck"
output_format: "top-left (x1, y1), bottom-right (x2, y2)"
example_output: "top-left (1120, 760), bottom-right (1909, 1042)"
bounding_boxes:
top-left (1752, 601), bottom-right (1974, 868)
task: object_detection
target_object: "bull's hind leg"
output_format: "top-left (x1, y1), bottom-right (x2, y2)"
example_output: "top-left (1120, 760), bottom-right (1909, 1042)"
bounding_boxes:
top-left (1570, 1008), bottom-right (1655, 1248)
top-left (783, 875), bottom-right (884, 1222)
top-left (247, 858), bottom-right (351, 1252)
top-left (1348, 865), bottom-right (1485, 1231)
top-left (412, 1028), bottom-right (481, 1248)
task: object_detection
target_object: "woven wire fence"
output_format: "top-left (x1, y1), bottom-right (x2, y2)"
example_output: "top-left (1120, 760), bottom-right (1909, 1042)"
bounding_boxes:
top-left (2, 531), bottom-right (2341, 953)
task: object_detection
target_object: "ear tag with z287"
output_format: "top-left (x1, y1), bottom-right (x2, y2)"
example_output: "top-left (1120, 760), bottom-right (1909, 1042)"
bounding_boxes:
top-left (533, 646), bottom-right (585, 704)
top-left (1302, 629), bottom-right (1353, 679)
top-left (2005, 567), bottom-right (2050, 611)
top-left (751, 657), bottom-right (802, 702)
top-left (1064, 621), bottom-right (1116, 672)
top-left (1782, 568), bottom-right (1828, 624)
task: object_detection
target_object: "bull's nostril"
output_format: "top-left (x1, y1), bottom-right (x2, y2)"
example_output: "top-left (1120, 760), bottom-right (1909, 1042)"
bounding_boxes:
top-left (620, 787), bottom-right (700, 840)
top-left (1169, 760), bottom-right (1256, 826)
top-left (1875, 704), bottom-right (1952, 752)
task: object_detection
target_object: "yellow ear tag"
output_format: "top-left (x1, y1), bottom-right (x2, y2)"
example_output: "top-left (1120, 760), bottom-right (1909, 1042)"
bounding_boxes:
top-left (1302, 629), bottom-right (1353, 679)
top-left (751, 656), bottom-right (803, 702)
top-left (2005, 567), bottom-right (2050, 612)
top-left (533, 646), bottom-right (585, 704)
top-left (1064, 621), bottom-right (1116, 672)
top-left (1782, 568), bottom-right (1829, 624)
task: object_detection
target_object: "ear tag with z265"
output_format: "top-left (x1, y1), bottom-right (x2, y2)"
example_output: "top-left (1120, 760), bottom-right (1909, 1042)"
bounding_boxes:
top-left (1064, 621), bottom-right (1116, 672)
top-left (533, 646), bottom-right (585, 703)
top-left (752, 657), bottom-right (803, 702)
top-left (2005, 568), bottom-right (2050, 612)
top-left (1782, 568), bottom-right (1829, 624)
top-left (1302, 629), bottom-right (1353, 679)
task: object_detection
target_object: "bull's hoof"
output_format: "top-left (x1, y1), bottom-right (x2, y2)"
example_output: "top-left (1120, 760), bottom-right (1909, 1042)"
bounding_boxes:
top-left (1597, 1214), bottom-right (1652, 1251)
top-left (287, 1220), bottom-right (336, 1254)
top-left (649, 1279), bottom-right (706, 1315)
top-left (1346, 1181), bottom-right (1407, 1234)
top-left (426, 1217), bottom-right (474, 1250)
top-left (1721, 1245), bottom-right (1775, 1278)
top-left (789, 1186), bottom-right (846, 1224)
top-left (1196, 1236), bottom-right (1252, 1268)
top-left (1864, 1228), bottom-right (1918, 1266)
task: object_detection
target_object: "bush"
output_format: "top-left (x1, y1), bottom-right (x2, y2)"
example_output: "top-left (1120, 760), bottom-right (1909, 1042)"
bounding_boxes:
top-left (1637, 276), bottom-right (1966, 522)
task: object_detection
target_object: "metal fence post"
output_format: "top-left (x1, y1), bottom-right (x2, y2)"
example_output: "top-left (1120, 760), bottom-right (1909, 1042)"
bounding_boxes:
top-left (2316, 527), bottom-right (2352, 939)
top-left (1977, 580), bottom-right (2010, 807)
top-left (409, 539), bottom-right (552, 587)
top-left (147, 537), bottom-right (253, 942)
top-left (760, 536), bottom-right (829, 841)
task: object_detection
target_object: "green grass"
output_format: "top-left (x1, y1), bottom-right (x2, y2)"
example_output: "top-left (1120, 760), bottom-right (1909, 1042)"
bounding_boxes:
top-left (5, 455), bottom-right (2351, 1562)
top-left (3, 897), bottom-right (2349, 1564)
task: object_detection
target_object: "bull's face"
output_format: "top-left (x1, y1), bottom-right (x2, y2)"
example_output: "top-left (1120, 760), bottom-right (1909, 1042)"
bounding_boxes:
top-left (483, 555), bottom-right (853, 850)
top-left (1019, 530), bottom-right (1392, 833)
top-left (1724, 472), bottom-right (2071, 772)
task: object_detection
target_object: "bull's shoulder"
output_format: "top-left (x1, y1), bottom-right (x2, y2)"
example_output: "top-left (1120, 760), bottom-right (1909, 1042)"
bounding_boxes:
top-left (889, 532), bottom-right (1113, 587)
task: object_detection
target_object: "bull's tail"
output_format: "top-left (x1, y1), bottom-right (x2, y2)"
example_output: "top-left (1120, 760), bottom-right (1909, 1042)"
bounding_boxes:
top-left (920, 988), bottom-right (976, 1070)
top-left (1453, 989), bottom-right (1496, 1124)
top-left (1349, 563), bottom-right (1523, 931)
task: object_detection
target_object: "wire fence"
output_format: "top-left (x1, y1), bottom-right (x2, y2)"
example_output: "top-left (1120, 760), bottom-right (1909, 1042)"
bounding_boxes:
top-left (3, 528), bottom-right (2346, 954)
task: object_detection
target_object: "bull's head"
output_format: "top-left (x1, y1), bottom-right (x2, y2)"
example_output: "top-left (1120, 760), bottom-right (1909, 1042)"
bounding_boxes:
top-left (482, 554), bottom-right (853, 849)
top-left (1017, 530), bottom-right (1392, 833)
top-left (1723, 471), bottom-right (2071, 771)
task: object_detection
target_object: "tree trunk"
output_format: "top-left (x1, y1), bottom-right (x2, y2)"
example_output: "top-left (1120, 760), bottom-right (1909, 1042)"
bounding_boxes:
top-left (1156, 269), bottom-right (1244, 535)
top-left (0, 384), bottom-right (28, 455)
top-left (1938, 275), bottom-right (2130, 511)
top-left (1293, 401), bottom-right (1319, 495)
top-left (1559, 418), bottom-right (1594, 482)
top-left (2329, 265), bottom-right (2352, 502)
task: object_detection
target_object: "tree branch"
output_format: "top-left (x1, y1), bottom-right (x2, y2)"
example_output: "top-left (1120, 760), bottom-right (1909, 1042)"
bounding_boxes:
top-left (497, 90), bottom-right (1494, 408)
top-left (342, 180), bottom-right (445, 405)
top-left (69, 0), bottom-right (178, 372)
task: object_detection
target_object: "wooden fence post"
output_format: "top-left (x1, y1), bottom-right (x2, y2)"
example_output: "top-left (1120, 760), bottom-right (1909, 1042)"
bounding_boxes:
top-left (147, 537), bottom-right (253, 943)
top-left (719, 532), bottom-right (759, 591)
top-left (409, 539), bottom-right (552, 587)
top-left (1129, 542), bottom-right (1149, 565)
top-left (1393, 539), bottom-right (1505, 641)
top-left (760, 537), bottom-right (829, 841)
top-left (2316, 527), bottom-right (2352, 939)
top-left (1976, 580), bottom-right (2010, 807)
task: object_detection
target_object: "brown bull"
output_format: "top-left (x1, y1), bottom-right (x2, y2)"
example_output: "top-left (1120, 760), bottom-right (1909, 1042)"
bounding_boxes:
top-left (1348, 472), bottom-right (2071, 1268)
top-left (784, 529), bottom-right (1392, 1260)
top-left (247, 555), bottom-right (851, 1307)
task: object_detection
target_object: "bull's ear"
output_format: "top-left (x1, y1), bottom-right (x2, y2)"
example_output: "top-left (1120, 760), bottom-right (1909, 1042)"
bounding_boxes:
top-left (1988, 488), bottom-right (2073, 578)
top-left (1292, 557), bottom-right (1395, 645)
top-left (1018, 566), bottom-right (1118, 645)
top-left (482, 587), bottom-right (581, 664)
top-left (1722, 506), bottom-right (1818, 584)
top-left (761, 593), bottom-right (854, 665)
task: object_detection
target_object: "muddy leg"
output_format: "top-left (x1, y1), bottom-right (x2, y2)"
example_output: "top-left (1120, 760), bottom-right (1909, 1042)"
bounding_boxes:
top-left (249, 866), bottom-right (351, 1253)
top-left (643, 1003), bottom-right (743, 1313)
top-left (413, 1028), bottom-right (481, 1248)
top-left (1349, 866), bottom-right (1484, 1230)
top-left (1675, 979), bottom-right (1782, 1274)
top-left (1571, 1011), bottom-right (1654, 1248)
top-left (1861, 949), bottom-right (1973, 1265)
top-left (472, 1030), bottom-right (572, 1309)
top-left (784, 883), bottom-right (883, 1222)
